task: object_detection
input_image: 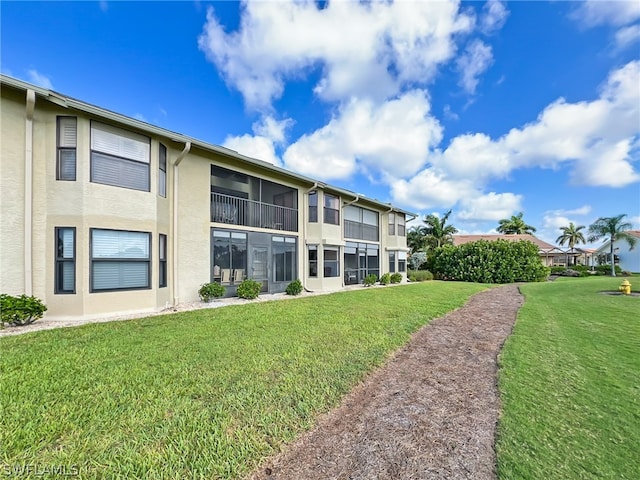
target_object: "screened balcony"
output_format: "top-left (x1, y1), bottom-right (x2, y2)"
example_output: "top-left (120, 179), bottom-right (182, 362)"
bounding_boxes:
top-left (210, 165), bottom-right (298, 233)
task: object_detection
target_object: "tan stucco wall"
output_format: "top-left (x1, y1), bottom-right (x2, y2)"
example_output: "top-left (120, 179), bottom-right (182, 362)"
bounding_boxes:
top-left (1, 82), bottom-right (409, 321)
top-left (0, 89), bottom-right (27, 295)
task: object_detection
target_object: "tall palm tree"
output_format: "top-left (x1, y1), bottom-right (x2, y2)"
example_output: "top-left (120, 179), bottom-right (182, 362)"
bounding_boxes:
top-left (422, 209), bottom-right (458, 249)
top-left (588, 214), bottom-right (637, 277)
top-left (556, 222), bottom-right (586, 266)
top-left (497, 212), bottom-right (537, 235)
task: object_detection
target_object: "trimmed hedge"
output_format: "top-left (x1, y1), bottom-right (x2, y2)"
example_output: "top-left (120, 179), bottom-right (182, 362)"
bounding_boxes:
top-left (432, 239), bottom-right (549, 284)
top-left (408, 270), bottom-right (434, 282)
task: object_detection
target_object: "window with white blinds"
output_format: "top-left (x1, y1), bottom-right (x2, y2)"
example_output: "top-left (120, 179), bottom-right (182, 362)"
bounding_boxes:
top-left (55, 227), bottom-right (76, 294)
top-left (90, 229), bottom-right (151, 291)
top-left (57, 117), bottom-right (77, 181)
top-left (90, 122), bottom-right (150, 191)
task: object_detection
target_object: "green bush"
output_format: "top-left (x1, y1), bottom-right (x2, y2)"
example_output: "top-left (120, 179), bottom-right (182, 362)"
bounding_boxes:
top-left (595, 264), bottom-right (623, 276)
top-left (363, 274), bottom-right (378, 287)
top-left (237, 279), bottom-right (262, 299)
top-left (379, 273), bottom-right (391, 285)
top-left (408, 270), bottom-right (434, 282)
top-left (0, 294), bottom-right (47, 327)
top-left (432, 240), bottom-right (550, 284)
top-left (285, 279), bottom-right (303, 296)
top-left (390, 273), bottom-right (402, 284)
top-left (198, 282), bottom-right (226, 302)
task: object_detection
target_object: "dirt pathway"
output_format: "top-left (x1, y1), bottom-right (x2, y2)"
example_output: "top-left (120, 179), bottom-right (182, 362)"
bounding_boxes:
top-left (249, 284), bottom-right (524, 480)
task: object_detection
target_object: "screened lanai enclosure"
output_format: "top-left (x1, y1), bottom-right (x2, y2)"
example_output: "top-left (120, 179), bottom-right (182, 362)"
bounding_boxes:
top-left (211, 165), bottom-right (298, 232)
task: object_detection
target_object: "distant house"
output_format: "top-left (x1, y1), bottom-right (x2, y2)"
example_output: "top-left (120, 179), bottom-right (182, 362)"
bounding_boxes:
top-left (594, 231), bottom-right (640, 273)
top-left (452, 234), bottom-right (568, 267)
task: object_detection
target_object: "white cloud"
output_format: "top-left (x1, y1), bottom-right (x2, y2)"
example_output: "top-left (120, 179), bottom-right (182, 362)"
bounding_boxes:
top-left (282, 90), bottom-right (442, 180)
top-left (388, 61), bottom-right (639, 219)
top-left (546, 205), bottom-right (592, 217)
top-left (615, 24), bottom-right (640, 49)
top-left (133, 113), bottom-right (147, 122)
top-left (458, 192), bottom-right (523, 221)
top-left (480, 0), bottom-right (509, 34)
top-left (457, 39), bottom-right (493, 94)
top-left (199, 0), bottom-right (473, 110)
top-left (390, 169), bottom-right (476, 210)
top-left (571, 0), bottom-right (640, 28)
top-left (27, 69), bottom-right (53, 89)
top-left (222, 115), bottom-right (293, 166)
top-left (223, 134), bottom-right (280, 166)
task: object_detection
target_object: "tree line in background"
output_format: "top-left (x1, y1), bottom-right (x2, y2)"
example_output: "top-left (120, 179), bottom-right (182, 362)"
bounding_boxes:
top-left (408, 211), bottom-right (636, 280)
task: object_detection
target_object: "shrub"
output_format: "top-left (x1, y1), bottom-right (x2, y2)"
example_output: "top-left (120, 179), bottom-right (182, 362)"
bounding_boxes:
top-left (0, 294), bottom-right (47, 327)
top-left (595, 264), bottom-right (623, 276)
top-left (408, 270), bottom-right (434, 282)
top-left (363, 274), bottom-right (378, 287)
top-left (432, 240), bottom-right (550, 284)
top-left (198, 282), bottom-right (226, 302)
top-left (237, 279), bottom-right (262, 299)
top-left (408, 252), bottom-right (427, 270)
top-left (390, 273), bottom-right (403, 284)
top-left (285, 279), bottom-right (303, 296)
top-left (379, 273), bottom-right (391, 285)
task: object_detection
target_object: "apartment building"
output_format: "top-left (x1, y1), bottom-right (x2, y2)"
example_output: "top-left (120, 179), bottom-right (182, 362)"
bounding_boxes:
top-left (0, 75), bottom-right (413, 320)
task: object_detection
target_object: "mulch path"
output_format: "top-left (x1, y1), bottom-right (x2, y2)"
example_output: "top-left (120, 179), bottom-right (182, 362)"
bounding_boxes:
top-left (248, 284), bottom-right (524, 480)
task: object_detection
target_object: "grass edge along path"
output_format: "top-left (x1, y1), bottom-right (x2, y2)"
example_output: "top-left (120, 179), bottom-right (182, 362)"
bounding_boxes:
top-left (496, 277), bottom-right (640, 480)
top-left (1, 281), bottom-right (487, 479)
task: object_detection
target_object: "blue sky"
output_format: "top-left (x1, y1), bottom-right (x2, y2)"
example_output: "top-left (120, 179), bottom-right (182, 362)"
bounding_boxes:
top-left (2, 0), bottom-right (639, 247)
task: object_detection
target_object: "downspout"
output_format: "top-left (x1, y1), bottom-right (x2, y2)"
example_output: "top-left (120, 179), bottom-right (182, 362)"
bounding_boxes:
top-left (301, 182), bottom-right (318, 291)
top-left (24, 89), bottom-right (36, 295)
top-left (172, 141), bottom-right (191, 306)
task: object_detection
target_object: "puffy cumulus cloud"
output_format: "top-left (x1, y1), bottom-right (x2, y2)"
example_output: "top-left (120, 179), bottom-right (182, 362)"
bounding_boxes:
top-left (223, 134), bottom-right (280, 166)
top-left (27, 69), bottom-right (53, 89)
top-left (222, 115), bottom-right (293, 165)
top-left (390, 169), bottom-right (476, 210)
top-left (199, 0), bottom-right (473, 110)
top-left (456, 40), bottom-right (493, 94)
top-left (283, 90), bottom-right (443, 180)
top-left (480, 0), bottom-right (509, 34)
top-left (388, 61), bottom-right (638, 220)
top-left (571, 0), bottom-right (640, 27)
top-left (429, 60), bottom-right (640, 189)
top-left (457, 192), bottom-right (523, 221)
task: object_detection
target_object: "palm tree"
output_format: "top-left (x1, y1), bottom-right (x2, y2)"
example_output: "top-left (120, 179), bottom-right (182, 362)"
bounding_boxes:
top-left (422, 209), bottom-right (458, 249)
top-left (497, 212), bottom-right (537, 235)
top-left (406, 225), bottom-right (427, 254)
top-left (556, 222), bottom-right (586, 266)
top-left (588, 214), bottom-right (637, 277)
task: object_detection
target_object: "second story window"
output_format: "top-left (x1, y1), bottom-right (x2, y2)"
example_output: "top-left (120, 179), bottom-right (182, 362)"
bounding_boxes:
top-left (388, 213), bottom-right (396, 236)
top-left (159, 143), bottom-right (167, 197)
top-left (324, 193), bottom-right (339, 225)
top-left (56, 117), bottom-right (77, 181)
top-left (397, 214), bottom-right (406, 236)
top-left (91, 122), bottom-right (150, 192)
top-left (308, 191), bottom-right (318, 222)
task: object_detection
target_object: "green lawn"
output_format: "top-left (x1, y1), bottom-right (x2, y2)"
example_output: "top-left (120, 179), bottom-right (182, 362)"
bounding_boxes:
top-left (1, 281), bottom-right (487, 479)
top-left (497, 276), bottom-right (640, 480)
